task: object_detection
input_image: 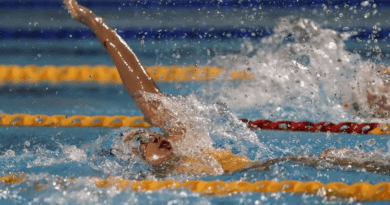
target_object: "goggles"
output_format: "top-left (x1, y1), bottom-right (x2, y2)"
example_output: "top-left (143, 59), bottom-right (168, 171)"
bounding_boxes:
top-left (134, 131), bottom-right (153, 144)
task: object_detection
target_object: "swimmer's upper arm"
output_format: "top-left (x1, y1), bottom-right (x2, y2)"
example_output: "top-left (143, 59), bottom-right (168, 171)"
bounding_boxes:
top-left (134, 92), bottom-right (186, 142)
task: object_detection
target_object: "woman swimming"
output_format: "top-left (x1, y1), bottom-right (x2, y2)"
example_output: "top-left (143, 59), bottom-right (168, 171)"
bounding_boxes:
top-left (64, 0), bottom-right (231, 175)
top-left (344, 66), bottom-right (390, 118)
top-left (64, 0), bottom-right (390, 176)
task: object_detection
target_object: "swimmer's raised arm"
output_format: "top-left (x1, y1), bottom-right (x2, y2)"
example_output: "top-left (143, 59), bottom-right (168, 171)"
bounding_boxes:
top-left (64, 0), bottom-right (186, 139)
top-left (64, 0), bottom-right (160, 97)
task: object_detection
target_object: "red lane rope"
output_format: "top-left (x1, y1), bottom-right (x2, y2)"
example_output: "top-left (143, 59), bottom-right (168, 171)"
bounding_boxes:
top-left (240, 119), bottom-right (378, 134)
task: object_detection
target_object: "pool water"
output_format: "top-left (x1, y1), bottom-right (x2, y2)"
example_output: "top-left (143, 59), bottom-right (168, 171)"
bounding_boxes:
top-left (2, 1), bottom-right (390, 204)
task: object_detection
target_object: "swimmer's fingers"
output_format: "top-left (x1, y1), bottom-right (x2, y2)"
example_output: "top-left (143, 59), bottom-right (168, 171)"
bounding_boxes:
top-left (64, 0), bottom-right (92, 23)
top-left (64, 0), bottom-right (80, 19)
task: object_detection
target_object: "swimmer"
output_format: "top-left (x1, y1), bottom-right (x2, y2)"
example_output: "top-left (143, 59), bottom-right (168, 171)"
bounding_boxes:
top-left (64, 0), bottom-right (390, 176)
top-left (64, 0), bottom-right (227, 175)
top-left (344, 65), bottom-right (390, 118)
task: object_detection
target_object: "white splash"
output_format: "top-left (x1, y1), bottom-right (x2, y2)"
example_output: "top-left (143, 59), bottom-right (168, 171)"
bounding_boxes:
top-left (27, 144), bottom-right (87, 168)
top-left (62, 145), bottom-right (87, 162)
top-left (144, 93), bottom-right (270, 159)
top-left (322, 139), bottom-right (390, 166)
top-left (210, 17), bottom-right (380, 122)
top-left (111, 93), bottom-right (270, 164)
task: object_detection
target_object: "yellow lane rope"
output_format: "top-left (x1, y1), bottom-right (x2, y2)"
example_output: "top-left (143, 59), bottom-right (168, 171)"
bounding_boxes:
top-left (0, 114), bottom-right (150, 128)
top-left (1, 174), bottom-right (389, 201)
top-left (0, 65), bottom-right (254, 83)
top-left (95, 178), bottom-right (390, 201)
top-left (1, 114), bottom-right (389, 135)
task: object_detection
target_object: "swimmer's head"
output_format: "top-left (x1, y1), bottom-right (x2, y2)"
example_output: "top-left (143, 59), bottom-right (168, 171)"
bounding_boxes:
top-left (124, 130), bottom-right (173, 165)
top-left (343, 65), bottom-right (390, 118)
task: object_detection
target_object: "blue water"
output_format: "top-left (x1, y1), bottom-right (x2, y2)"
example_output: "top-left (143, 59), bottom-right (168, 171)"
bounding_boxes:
top-left (2, 1), bottom-right (390, 204)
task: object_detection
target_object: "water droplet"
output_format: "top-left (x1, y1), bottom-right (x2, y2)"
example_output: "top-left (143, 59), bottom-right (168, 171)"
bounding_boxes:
top-left (367, 139), bottom-right (375, 146)
top-left (361, 1), bottom-right (370, 7)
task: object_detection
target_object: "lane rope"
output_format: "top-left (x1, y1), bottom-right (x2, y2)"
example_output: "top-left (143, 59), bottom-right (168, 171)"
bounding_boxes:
top-left (93, 178), bottom-right (390, 201)
top-left (0, 65), bottom-right (254, 83)
top-left (240, 119), bottom-right (380, 134)
top-left (0, 114), bottom-right (387, 134)
top-left (1, 174), bottom-right (390, 201)
top-left (0, 114), bottom-right (151, 128)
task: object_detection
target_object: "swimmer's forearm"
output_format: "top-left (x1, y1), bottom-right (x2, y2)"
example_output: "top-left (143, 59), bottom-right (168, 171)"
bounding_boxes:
top-left (93, 22), bottom-right (162, 97)
top-left (287, 155), bottom-right (390, 174)
top-left (64, 0), bottom-right (161, 98)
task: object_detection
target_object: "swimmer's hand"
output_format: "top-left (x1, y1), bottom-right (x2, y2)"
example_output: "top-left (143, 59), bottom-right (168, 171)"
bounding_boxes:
top-left (64, 0), bottom-right (91, 23)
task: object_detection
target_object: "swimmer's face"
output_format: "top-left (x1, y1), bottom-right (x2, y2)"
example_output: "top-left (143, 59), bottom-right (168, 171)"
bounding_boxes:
top-left (127, 130), bottom-right (173, 165)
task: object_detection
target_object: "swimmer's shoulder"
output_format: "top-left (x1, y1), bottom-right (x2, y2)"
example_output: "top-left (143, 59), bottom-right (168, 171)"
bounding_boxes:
top-left (175, 152), bottom-right (223, 175)
top-left (203, 149), bottom-right (254, 173)
top-left (175, 149), bottom-right (255, 175)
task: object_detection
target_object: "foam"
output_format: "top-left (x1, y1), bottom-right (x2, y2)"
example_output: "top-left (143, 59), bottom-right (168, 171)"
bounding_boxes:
top-left (210, 17), bottom-right (382, 122)
top-left (26, 144), bottom-right (87, 168)
top-left (322, 139), bottom-right (390, 166)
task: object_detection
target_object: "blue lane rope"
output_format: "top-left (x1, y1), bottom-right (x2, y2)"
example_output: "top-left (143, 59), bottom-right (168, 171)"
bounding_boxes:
top-left (0, 27), bottom-right (387, 41)
top-left (0, 0), bottom-right (388, 10)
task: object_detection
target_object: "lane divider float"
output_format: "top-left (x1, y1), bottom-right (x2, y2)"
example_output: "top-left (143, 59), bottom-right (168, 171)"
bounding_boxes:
top-left (0, 65), bottom-right (254, 83)
top-left (0, 114), bottom-right (387, 134)
top-left (0, 114), bottom-right (150, 128)
top-left (1, 174), bottom-right (390, 201)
